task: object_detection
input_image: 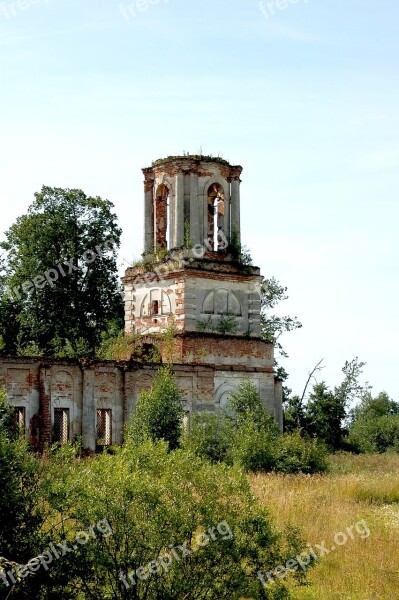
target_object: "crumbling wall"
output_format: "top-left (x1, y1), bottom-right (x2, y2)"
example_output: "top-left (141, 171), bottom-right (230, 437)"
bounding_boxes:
top-left (0, 352), bottom-right (283, 451)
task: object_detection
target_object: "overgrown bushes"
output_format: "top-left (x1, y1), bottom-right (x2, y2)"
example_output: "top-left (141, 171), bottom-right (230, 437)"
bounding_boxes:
top-left (0, 375), bottom-right (321, 599)
top-left (183, 381), bottom-right (328, 474)
top-left (1, 436), bottom-right (310, 599)
top-left (0, 391), bottom-right (44, 585)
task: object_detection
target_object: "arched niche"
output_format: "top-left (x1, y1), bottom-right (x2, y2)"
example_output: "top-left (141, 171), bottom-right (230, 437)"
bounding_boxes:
top-left (215, 383), bottom-right (237, 412)
top-left (202, 288), bottom-right (242, 316)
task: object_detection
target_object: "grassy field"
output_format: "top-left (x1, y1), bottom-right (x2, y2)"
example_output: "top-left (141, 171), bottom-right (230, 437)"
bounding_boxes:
top-left (250, 453), bottom-right (399, 600)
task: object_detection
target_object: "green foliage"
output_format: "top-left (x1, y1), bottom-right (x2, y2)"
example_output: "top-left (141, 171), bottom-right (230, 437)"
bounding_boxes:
top-left (284, 358), bottom-right (371, 452)
top-left (97, 323), bottom-right (140, 361)
top-left (0, 258), bottom-right (21, 356)
top-left (182, 412), bottom-right (231, 463)
top-left (0, 387), bottom-right (313, 598)
top-left (129, 366), bottom-right (184, 450)
top-left (0, 391), bottom-right (43, 568)
top-left (228, 418), bottom-right (278, 472)
top-left (351, 390), bottom-right (399, 420)
top-left (275, 432), bottom-right (329, 474)
top-left (229, 381), bottom-right (277, 429)
top-left (158, 320), bottom-right (177, 364)
top-left (260, 277), bottom-right (302, 358)
top-left (348, 392), bottom-right (399, 453)
top-left (196, 314), bottom-right (214, 332)
top-left (33, 439), bottom-right (306, 599)
top-left (184, 382), bottom-right (326, 475)
top-left (196, 312), bottom-right (239, 335)
top-left (306, 382), bottom-right (346, 451)
top-left (0, 186), bottom-right (123, 357)
top-left (283, 395), bottom-right (308, 433)
top-left (226, 226), bottom-right (253, 266)
top-left (0, 388), bottom-right (19, 440)
top-left (226, 383), bottom-right (327, 473)
top-left (216, 311), bottom-right (239, 334)
top-left (335, 358), bottom-right (370, 408)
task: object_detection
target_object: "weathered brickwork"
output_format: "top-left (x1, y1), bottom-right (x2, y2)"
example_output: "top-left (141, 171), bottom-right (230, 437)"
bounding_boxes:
top-left (0, 356), bottom-right (282, 451)
top-left (1, 155), bottom-right (283, 451)
top-left (124, 155), bottom-right (283, 432)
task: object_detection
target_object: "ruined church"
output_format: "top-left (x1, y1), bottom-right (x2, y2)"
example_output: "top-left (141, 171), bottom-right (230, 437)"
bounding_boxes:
top-left (0, 155), bottom-right (282, 450)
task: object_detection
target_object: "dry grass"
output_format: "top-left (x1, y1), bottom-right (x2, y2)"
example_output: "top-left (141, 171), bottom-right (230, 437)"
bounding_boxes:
top-left (249, 453), bottom-right (399, 600)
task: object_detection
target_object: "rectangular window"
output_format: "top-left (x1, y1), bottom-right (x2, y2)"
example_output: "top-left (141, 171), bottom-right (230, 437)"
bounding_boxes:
top-left (97, 409), bottom-right (112, 446)
top-left (14, 407), bottom-right (26, 433)
top-left (151, 300), bottom-right (159, 315)
top-left (53, 408), bottom-right (69, 444)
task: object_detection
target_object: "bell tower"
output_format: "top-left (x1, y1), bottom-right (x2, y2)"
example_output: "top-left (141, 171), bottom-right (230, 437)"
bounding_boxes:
top-left (141, 155), bottom-right (243, 254)
top-left (123, 155), bottom-right (282, 428)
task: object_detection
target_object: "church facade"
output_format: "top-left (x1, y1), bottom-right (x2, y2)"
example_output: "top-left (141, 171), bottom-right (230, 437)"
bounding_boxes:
top-left (0, 155), bottom-right (282, 451)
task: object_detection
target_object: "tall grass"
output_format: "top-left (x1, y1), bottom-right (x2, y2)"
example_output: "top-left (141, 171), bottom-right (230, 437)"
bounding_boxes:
top-left (249, 453), bottom-right (399, 600)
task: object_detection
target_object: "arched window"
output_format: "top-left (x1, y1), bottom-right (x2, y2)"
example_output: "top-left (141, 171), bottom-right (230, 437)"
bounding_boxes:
top-left (154, 184), bottom-right (170, 250)
top-left (140, 289), bottom-right (172, 317)
top-left (207, 183), bottom-right (225, 251)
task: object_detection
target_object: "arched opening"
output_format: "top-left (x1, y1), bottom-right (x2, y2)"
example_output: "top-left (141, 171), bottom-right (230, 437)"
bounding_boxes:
top-left (207, 183), bottom-right (225, 251)
top-left (132, 342), bottom-right (162, 364)
top-left (154, 184), bottom-right (170, 251)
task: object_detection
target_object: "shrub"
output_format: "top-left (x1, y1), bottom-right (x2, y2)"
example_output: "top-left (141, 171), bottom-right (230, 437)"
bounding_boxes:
top-left (229, 380), bottom-right (276, 429)
top-left (275, 432), bottom-right (328, 474)
top-left (183, 412), bottom-right (231, 463)
top-left (129, 366), bottom-right (184, 450)
top-left (228, 418), bottom-right (278, 472)
top-left (34, 440), bottom-right (308, 599)
top-left (185, 382), bottom-right (326, 475)
top-left (0, 388), bottom-right (20, 441)
top-left (0, 391), bottom-right (44, 570)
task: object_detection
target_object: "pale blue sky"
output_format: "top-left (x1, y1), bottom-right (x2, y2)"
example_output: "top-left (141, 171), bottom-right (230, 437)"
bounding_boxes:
top-left (0, 0), bottom-right (398, 400)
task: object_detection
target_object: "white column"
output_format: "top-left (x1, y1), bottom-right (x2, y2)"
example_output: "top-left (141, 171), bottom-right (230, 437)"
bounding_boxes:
top-left (144, 185), bottom-right (153, 254)
top-left (174, 172), bottom-right (185, 248)
top-left (223, 181), bottom-right (230, 242)
top-left (230, 177), bottom-right (241, 244)
top-left (189, 173), bottom-right (200, 246)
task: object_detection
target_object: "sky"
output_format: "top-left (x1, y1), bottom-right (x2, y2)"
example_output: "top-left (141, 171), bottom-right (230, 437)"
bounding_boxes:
top-left (0, 0), bottom-right (398, 400)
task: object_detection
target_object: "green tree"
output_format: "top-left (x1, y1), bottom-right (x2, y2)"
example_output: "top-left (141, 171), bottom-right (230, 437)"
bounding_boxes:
top-left (306, 382), bottom-right (346, 451)
top-left (334, 358), bottom-right (370, 414)
top-left (352, 391), bottom-right (399, 420)
top-left (283, 394), bottom-right (308, 433)
top-left (183, 412), bottom-right (231, 463)
top-left (288, 357), bottom-right (370, 450)
top-left (0, 186), bottom-right (123, 357)
top-left (349, 391), bottom-right (399, 453)
top-left (260, 277), bottom-right (302, 358)
top-left (184, 381), bottom-right (326, 474)
top-left (0, 254), bottom-right (21, 356)
top-left (229, 380), bottom-right (277, 430)
top-left (129, 366), bottom-right (184, 450)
